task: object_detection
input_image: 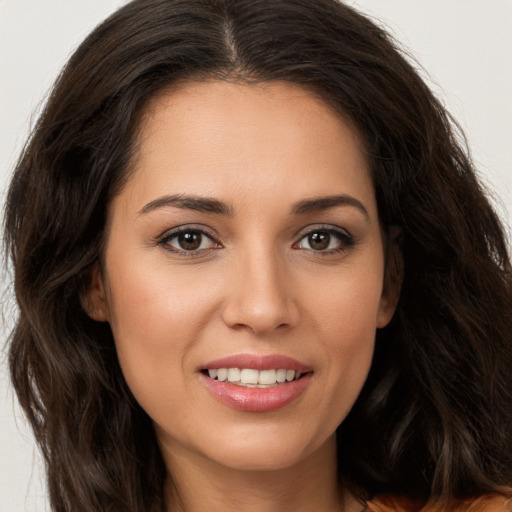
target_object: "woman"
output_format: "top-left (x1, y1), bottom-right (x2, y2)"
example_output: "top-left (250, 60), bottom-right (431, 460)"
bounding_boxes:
top-left (4, 0), bottom-right (512, 511)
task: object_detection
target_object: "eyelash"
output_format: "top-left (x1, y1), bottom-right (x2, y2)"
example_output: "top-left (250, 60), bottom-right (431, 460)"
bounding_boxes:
top-left (294, 225), bottom-right (356, 254)
top-left (157, 226), bottom-right (221, 256)
top-left (156, 224), bottom-right (356, 256)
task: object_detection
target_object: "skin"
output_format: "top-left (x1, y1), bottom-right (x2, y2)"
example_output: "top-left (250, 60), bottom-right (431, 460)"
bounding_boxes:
top-left (86, 80), bottom-right (400, 512)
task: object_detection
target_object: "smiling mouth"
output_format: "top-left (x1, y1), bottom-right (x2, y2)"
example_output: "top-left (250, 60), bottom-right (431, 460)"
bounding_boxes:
top-left (202, 368), bottom-right (307, 388)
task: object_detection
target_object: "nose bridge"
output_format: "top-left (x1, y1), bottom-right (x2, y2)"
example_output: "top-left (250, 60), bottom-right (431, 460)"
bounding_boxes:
top-left (221, 242), bottom-right (298, 334)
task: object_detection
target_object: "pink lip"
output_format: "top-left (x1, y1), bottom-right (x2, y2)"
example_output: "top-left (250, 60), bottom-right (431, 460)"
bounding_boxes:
top-left (201, 353), bottom-right (312, 373)
top-left (200, 372), bottom-right (312, 412)
top-left (199, 353), bottom-right (313, 412)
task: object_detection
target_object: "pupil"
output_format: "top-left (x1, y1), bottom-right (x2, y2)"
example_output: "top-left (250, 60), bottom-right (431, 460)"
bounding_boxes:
top-left (309, 232), bottom-right (330, 250)
top-left (178, 231), bottom-right (201, 250)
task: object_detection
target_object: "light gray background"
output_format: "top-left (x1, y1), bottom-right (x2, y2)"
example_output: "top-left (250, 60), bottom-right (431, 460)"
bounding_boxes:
top-left (1, 1), bottom-right (511, 510)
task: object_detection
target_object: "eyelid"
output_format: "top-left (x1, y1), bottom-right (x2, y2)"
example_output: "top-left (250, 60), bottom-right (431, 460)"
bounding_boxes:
top-left (154, 223), bottom-right (355, 256)
top-left (156, 223), bottom-right (218, 241)
top-left (294, 223), bottom-right (352, 239)
top-left (156, 224), bottom-right (223, 254)
top-left (293, 224), bottom-right (356, 252)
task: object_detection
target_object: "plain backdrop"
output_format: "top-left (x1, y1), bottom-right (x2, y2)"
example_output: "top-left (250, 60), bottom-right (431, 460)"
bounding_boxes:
top-left (1, 1), bottom-right (511, 510)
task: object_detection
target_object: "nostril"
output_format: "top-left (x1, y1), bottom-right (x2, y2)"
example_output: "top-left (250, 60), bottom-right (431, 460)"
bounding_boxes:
top-left (220, 272), bottom-right (300, 334)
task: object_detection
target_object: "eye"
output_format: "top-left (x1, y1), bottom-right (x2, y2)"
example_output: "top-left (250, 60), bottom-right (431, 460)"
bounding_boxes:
top-left (159, 227), bottom-right (220, 253)
top-left (295, 227), bottom-right (355, 252)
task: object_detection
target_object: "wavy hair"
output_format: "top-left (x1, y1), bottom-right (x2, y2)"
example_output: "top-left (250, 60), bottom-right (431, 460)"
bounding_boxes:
top-left (4, 0), bottom-right (512, 510)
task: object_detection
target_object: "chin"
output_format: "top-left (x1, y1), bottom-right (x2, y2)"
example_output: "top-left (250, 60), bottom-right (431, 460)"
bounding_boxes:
top-left (212, 450), bottom-right (308, 472)
top-left (199, 425), bottom-right (332, 472)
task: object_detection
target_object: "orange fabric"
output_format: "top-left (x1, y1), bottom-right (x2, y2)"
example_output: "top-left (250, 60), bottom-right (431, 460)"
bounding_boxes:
top-left (365, 494), bottom-right (512, 512)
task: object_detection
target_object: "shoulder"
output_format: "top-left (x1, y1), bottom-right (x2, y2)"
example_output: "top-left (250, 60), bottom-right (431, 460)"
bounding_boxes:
top-left (365, 493), bottom-right (512, 512)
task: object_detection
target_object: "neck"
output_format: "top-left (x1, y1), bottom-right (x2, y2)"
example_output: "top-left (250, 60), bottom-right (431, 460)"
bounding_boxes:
top-left (160, 435), bottom-right (364, 512)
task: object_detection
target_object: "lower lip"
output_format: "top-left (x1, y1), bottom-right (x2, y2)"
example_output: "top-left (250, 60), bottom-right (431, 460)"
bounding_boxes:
top-left (200, 373), bottom-right (312, 412)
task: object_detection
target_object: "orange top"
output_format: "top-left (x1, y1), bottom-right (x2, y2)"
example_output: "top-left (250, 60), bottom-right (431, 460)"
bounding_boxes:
top-left (365, 494), bottom-right (512, 512)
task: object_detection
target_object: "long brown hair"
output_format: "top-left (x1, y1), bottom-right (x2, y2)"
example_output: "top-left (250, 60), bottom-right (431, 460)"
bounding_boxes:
top-left (4, 1), bottom-right (512, 510)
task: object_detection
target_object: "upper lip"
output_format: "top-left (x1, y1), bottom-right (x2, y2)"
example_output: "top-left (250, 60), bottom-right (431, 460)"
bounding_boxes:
top-left (200, 354), bottom-right (312, 373)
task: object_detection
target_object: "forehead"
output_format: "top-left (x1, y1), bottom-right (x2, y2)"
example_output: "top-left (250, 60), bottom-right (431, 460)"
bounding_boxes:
top-left (116, 80), bottom-right (375, 217)
top-left (139, 79), bottom-right (363, 155)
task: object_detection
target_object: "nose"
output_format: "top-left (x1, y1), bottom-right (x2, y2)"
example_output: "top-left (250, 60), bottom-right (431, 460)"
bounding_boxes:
top-left (221, 249), bottom-right (300, 335)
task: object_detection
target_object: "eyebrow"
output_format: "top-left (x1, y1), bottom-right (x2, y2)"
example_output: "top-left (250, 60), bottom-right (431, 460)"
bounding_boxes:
top-left (291, 195), bottom-right (369, 219)
top-left (138, 193), bottom-right (369, 219)
top-left (139, 194), bottom-right (234, 216)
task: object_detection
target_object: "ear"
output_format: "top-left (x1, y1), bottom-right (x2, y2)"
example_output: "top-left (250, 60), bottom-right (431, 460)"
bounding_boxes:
top-left (377, 226), bottom-right (403, 328)
top-left (81, 264), bottom-right (110, 322)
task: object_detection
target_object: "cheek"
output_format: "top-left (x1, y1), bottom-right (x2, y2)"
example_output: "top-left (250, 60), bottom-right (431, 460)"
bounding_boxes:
top-left (308, 259), bottom-right (385, 342)
top-left (105, 247), bottom-right (219, 339)
top-left (305, 266), bottom-right (384, 413)
top-left (103, 254), bottom-right (218, 415)
top-left (321, 296), bottom-right (377, 385)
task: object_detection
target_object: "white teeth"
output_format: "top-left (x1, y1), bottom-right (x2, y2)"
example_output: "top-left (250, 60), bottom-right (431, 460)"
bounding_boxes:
top-left (206, 367), bottom-right (304, 386)
top-left (286, 370), bottom-right (295, 382)
top-left (217, 368), bottom-right (228, 382)
top-left (240, 368), bottom-right (259, 385)
top-left (258, 369), bottom-right (276, 385)
top-left (227, 368), bottom-right (241, 383)
top-left (276, 369), bottom-right (287, 383)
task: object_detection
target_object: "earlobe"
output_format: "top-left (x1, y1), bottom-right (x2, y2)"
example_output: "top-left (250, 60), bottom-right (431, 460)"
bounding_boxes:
top-left (81, 264), bottom-right (110, 322)
top-left (377, 226), bottom-right (403, 328)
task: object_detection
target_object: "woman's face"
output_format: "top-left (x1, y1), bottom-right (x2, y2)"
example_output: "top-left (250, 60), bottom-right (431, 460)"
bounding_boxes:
top-left (87, 80), bottom-right (398, 473)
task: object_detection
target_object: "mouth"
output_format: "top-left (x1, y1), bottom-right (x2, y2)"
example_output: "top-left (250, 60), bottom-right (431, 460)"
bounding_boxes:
top-left (199, 355), bottom-right (313, 412)
top-left (202, 368), bottom-right (306, 388)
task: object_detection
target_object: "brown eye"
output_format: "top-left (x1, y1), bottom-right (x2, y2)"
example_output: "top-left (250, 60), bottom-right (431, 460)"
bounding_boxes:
top-left (296, 227), bottom-right (355, 253)
top-left (308, 232), bottom-right (330, 250)
top-left (161, 228), bottom-right (219, 253)
top-left (177, 231), bottom-right (202, 251)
